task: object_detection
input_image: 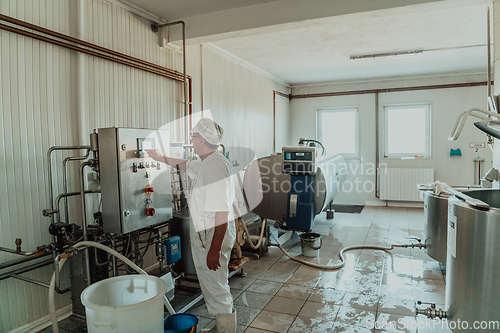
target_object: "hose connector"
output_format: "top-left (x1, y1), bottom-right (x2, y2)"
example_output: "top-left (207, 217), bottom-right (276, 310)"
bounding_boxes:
top-left (401, 242), bottom-right (426, 249)
top-left (416, 302), bottom-right (447, 319)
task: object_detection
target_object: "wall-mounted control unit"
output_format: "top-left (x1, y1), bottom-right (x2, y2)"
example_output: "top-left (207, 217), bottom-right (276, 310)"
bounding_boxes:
top-left (282, 147), bottom-right (316, 175)
top-left (98, 128), bottom-right (173, 234)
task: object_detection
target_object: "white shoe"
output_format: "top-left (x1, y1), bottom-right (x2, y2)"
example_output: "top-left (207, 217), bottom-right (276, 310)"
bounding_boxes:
top-left (201, 309), bottom-right (236, 333)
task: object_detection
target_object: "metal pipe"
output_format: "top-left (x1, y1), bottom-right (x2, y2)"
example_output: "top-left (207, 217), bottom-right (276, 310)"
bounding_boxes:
top-left (43, 189), bottom-right (101, 217)
top-left (111, 237), bottom-right (118, 277)
top-left (0, 22), bottom-right (185, 82)
top-left (47, 146), bottom-right (92, 293)
top-left (416, 303), bottom-right (447, 319)
top-left (173, 272), bottom-right (184, 282)
top-left (53, 254), bottom-right (71, 294)
top-left (0, 246), bottom-right (41, 256)
top-left (151, 21), bottom-right (187, 139)
top-left (273, 90), bottom-right (289, 153)
top-left (291, 82), bottom-right (491, 100)
top-left (0, 259), bottom-right (52, 281)
top-left (200, 44), bottom-right (204, 112)
top-left (474, 159), bottom-right (478, 185)
top-left (11, 275), bottom-right (50, 288)
top-left (375, 92), bottom-right (380, 198)
top-left (188, 77), bottom-right (193, 131)
top-left (0, 250), bottom-right (52, 270)
top-left (488, 6), bottom-right (492, 100)
top-left (0, 14), bottom-right (185, 80)
top-left (156, 230), bottom-right (163, 272)
top-left (273, 91), bottom-right (276, 153)
top-left (80, 161), bottom-right (94, 286)
top-left (47, 146), bottom-right (92, 226)
top-left (62, 150), bottom-right (91, 223)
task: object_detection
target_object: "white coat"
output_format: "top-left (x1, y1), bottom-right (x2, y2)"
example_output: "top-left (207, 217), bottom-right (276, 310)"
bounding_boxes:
top-left (186, 151), bottom-right (236, 315)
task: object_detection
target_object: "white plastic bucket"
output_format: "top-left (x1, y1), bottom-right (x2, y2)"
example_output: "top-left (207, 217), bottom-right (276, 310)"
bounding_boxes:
top-left (300, 232), bottom-right (322, 257)
top-left (81, 275), bottom-right (167, 333)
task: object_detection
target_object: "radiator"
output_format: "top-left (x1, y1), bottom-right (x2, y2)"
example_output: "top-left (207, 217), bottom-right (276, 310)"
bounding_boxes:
top-left (379, 168), bottom-right (434, 201)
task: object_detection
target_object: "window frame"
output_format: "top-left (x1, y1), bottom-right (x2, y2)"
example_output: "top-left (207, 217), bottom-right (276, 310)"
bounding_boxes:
top-left (316, 106), bottom-right (360, 159)
top-left (383, 103), bottom-right (431, 158)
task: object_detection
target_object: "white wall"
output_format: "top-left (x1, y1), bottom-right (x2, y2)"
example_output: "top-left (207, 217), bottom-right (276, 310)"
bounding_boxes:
top-left (0, 1), bottom-right (288, 331)
top-left (190, 44), bottom-right (289, 158)
top-left (290, 74), bottom-right (493, 205)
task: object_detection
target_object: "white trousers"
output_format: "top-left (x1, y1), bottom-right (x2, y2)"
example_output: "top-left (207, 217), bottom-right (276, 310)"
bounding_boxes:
top-left (191, 223), bottom-right (236, 315)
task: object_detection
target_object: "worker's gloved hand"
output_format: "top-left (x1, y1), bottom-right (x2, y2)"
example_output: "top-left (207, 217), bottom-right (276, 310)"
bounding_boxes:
top-left (145, 149), bottom-right (161, 162)
top-left (206, 249), bottom-right (221, 271)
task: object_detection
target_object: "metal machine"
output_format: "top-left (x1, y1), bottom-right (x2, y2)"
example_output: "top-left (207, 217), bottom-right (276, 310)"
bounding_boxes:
top-left (421, 186), bottom-right (479, 263)
top-left (443, 189), bottom-right (500, 332)
top-left (422, 191), bottom-right (450, 263)
top-left (39, 128), bottom-right (175, 317)
top-left (247, 146), bottom-right (347, 232)
top-left (98, 128), bottom-right (173, 234)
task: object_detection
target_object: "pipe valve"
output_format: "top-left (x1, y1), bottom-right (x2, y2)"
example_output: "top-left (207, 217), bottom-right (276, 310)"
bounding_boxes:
top-left (416, 302), bottom-right (447, 319)
top-left (15, 238), bottom-right (22, 253)
top-left (401, 242), bottom-right (426, 249)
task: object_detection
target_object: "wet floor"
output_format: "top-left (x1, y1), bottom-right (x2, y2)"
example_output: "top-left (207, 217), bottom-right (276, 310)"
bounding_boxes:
top-left (188, 206), bottom-right (450, 333)
top-left (40, 206), bottom-right (450, 333)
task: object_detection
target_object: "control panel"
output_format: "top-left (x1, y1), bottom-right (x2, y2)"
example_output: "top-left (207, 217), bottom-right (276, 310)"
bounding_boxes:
top-left (98, 128), bottom-right (173, 234)
top-left (282, 147), bottom-right (316, 175)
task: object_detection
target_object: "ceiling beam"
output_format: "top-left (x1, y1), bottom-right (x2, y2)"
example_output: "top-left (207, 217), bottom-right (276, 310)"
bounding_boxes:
top-left (159, 0), bottom-right (460, 45)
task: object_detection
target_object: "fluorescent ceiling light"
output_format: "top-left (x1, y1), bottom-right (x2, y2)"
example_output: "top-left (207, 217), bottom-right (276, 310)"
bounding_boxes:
top-left (350, 50), bottom-right (423, 60)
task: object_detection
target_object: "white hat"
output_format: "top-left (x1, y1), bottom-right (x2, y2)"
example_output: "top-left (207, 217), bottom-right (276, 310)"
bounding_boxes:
top-left (191, 118), bottom-right (223, 146)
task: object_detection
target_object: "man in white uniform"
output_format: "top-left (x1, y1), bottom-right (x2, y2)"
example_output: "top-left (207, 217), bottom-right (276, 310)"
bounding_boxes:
top-left (147, 118), bottom-right (237, 333)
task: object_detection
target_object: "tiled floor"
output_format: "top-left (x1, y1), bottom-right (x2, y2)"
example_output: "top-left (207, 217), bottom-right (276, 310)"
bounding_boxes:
top-left (41, 206), bottom-right (450, 333)
top-left (188, 206), bottom-right (451, 333)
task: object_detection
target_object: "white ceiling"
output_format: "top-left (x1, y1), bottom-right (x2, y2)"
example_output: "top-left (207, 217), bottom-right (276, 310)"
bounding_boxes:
top-left (125, 0), bottom-right (492, 86)
top-left (127, 0), bottom-right (280, 22)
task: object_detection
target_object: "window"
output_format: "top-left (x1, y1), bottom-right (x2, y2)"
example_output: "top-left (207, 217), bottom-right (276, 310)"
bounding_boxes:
top-left (384, 104), bottom-right (431, 158)
top-left (317, 107), bottom-right (358, 158)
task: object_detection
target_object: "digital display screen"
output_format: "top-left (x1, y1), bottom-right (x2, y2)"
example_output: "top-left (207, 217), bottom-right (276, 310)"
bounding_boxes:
top-left (137, 138), bottom-right (155, 151)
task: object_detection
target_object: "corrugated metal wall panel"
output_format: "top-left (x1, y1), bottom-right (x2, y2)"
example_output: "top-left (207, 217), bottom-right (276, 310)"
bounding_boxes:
top-left (0, 0), bottom-right (185, 330)
top-left (200, 45), bottom-right (288, 158)
top-left (290, 74), bottom-right (492, 205)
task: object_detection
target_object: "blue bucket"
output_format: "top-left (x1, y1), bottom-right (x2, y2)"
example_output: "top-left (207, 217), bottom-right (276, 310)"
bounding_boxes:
top-left (164, 313), bottom-right (198, 333)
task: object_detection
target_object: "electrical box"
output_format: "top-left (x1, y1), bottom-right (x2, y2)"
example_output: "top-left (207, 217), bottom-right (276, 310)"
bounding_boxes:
top-left (165, 236), bottom-right (181, 265)
top-left (169, 142), bottom-right (184, 159)
top-left (98, 128), bottom-right (173, 234)
top-left (282, 147), bottom-right (316, 174)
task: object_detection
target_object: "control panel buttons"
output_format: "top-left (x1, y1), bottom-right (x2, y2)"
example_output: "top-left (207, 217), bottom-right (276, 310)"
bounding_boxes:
top-left (132, 163), bottom-right (138, 173)
top-left (146, 207), bottom-right (156, 217)
top-left (145, 184), bottom-right (155, 196)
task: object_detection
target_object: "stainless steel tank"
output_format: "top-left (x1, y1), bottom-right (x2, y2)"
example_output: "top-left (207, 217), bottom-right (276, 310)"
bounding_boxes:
top-left (446, 189), bottom-right (500, 332)
top-left (169, 211), bottom-right (196, 275)
top-left (246, 153), bottom-right (346, 222)
top-left (423, 191), bottom-right (450, 263)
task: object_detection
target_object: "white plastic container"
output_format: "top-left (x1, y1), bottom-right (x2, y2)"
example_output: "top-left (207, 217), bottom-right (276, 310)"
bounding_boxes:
top-left (81, 275), bottom-right (167, 333)
top-left (300, 232), bottom-right (322, 257)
